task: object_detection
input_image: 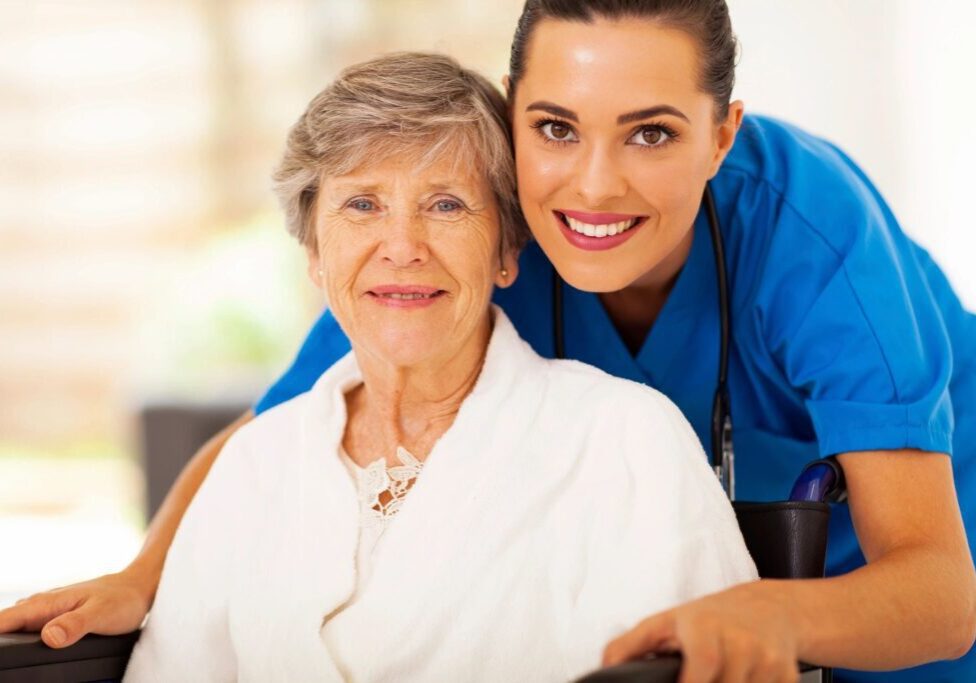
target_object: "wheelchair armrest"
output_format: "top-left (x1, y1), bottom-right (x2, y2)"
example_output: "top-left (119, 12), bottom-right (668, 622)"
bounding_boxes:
top-left (573, 654), bottom-right (826, 683)
top-left (0, 631), bottom-right (139, 683)
top-left (573, 654), bottom-right (682, 682)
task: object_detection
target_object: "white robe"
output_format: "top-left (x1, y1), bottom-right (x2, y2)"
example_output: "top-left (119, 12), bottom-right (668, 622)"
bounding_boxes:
top-left (123, 308), bottom-right (757, 683)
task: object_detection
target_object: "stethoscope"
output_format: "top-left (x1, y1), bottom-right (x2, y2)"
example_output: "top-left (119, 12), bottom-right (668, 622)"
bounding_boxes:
top-left (552, 184), bottom-right (736, 498)
top-left (552, 184), bottom-right (846, 503)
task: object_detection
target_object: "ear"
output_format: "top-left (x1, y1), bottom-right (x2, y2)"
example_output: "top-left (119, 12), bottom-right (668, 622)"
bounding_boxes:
top-left (501, 74), bottom-right (511, 97)
top-left (305, 243), bottom-right (323, 289)
top-left (494, 249), bottom-right (520, 289)
top-left (707, 100), bottom-right (745, 179)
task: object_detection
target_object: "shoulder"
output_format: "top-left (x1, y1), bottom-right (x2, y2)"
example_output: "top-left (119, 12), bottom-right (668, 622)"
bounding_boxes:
top-left (718, 114), bottom-right (892, 256)
top-left (540, 359), bottom-right (735, 532)
top-left (540, 357), bottom-right (704, 461)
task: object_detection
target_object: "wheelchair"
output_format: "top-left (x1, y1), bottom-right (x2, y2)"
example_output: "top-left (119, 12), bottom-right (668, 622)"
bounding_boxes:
top-left (0, 444), bottom-right (844, 683)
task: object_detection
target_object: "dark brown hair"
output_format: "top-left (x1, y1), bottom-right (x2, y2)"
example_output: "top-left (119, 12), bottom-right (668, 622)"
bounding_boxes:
top-left (509, 0), bottom-right (738, 120)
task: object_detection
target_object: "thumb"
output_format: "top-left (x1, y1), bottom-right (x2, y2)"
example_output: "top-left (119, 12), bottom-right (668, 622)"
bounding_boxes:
top-left (41, 604), bottom-right (95, 649)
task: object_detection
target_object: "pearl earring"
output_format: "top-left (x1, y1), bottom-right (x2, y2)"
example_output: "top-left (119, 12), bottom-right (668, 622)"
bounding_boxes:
top-left (317, 269), bottom-right (323, 277)
top-left (500, 268), bottom-right (509, 278)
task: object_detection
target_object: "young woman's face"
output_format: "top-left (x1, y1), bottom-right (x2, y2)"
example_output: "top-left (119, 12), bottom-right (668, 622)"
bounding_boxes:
top-left (511, 17), bottom-right (741, 292)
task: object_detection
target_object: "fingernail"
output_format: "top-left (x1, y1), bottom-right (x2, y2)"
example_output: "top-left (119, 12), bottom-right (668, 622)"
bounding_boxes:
top-left (45, 625), bottom-right (66, 647)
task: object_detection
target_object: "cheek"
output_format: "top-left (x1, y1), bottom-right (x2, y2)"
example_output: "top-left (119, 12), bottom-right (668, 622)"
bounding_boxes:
top-left (515, 143), bottom-right (566, 206)
top-left (317, 226), bottom-right (372, 292)
top-left (629, 150), bottom-right (708, 216)
top-left (440, 225), bottom-right (497, 293)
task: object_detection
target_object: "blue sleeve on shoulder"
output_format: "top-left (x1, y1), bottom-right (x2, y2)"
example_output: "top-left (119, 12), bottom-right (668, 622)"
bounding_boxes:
top-left (745, 120), bottom-right (954, 456)
top-left (253, 308), bottom-right (351, 415)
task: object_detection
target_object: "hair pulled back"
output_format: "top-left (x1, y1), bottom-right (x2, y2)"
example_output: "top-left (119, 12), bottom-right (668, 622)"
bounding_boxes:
top-left (509, 0), bottom-right (737, 120)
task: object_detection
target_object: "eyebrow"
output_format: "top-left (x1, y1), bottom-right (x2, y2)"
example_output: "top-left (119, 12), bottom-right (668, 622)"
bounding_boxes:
top-left (526, 101), bottom-right (690, 125)
top-left (617, 105), bottom-right (689, 124)
top-left (327, 181), bottom-right (382, 193)
top-left (525, 101), bottom-right (579, 122)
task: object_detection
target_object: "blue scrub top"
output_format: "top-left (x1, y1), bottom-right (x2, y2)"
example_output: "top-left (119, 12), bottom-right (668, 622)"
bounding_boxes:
top-left (255, 115), bottom-right (976, 682)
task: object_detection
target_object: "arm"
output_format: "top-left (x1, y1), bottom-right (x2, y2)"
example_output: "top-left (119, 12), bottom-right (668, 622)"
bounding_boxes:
top-left (796, 448), bottom-right (976, 666)
top-left (0, 410), bottom-right (252, 648)
top-left (603, 449), bottom-right (976, 680)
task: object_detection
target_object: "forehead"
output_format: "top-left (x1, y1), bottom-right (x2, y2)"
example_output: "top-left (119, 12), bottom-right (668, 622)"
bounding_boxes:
top-left (321, 145), bottom-right (490, 196)
top-left (519, 17), bottom-right (705, 117)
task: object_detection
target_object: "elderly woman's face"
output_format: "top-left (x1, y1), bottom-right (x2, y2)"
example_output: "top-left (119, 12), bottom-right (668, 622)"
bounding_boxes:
top-left (308, 153), bottom-right (514, 368)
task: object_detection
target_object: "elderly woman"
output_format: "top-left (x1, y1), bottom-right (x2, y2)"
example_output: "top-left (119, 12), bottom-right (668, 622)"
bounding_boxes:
top-left (121, 53), bottom-right (755, 682)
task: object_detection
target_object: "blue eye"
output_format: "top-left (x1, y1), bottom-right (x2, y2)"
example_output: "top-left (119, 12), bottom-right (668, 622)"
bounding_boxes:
top-left (435, 199), bottom-right (461, 212)
top-left (348, 198), bottom-right (376, 211)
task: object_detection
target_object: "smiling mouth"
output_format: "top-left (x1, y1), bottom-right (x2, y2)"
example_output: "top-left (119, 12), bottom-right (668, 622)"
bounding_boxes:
top-left (555, 211), bottom-right (646, 237)
top-left (370, 291), bottom-right (444, 300)
top-left (366, 285), bottom-right (447, 303)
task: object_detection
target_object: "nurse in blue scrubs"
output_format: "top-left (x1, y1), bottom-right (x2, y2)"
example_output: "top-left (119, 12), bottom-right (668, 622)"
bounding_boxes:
top-left (257, 3), bottom-right (976, 682)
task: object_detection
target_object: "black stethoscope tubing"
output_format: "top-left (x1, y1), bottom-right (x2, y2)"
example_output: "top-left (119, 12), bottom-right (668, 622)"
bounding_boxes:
top-left (552, 183), bottom-right (736, 497)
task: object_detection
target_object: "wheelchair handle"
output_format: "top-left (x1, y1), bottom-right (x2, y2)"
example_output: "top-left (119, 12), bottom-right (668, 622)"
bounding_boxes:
top-left (789, 457), bottom-right (847, 504)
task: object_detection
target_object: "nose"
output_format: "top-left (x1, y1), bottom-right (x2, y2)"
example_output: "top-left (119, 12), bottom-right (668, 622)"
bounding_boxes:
top-left (573, 145), bottom-right (628, 207)
top-left (378, 211), bottom-right (429, 268)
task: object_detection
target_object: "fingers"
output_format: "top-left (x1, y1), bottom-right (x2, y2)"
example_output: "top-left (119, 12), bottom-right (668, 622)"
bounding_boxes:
top-left (601, 610), bottom-right (799, 683)
top-left (677, 620), bottom-right (722, 683)
top-left (0, 603), bottom-right (33, 633)
top-left (0, 591), bottom-right (84, 637)
top-left (602, 610), bottom-right (678, 667)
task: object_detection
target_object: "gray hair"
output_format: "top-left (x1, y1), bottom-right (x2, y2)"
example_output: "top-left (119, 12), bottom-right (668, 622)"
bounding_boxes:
top-left (272, 52), bottom-right (527, 254)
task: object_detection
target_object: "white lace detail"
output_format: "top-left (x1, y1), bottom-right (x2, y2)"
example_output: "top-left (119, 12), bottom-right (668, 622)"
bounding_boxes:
top-left (352, 446), bottom-right (423, 526)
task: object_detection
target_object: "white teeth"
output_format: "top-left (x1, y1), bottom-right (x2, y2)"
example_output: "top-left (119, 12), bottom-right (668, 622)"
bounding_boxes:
top-left (383, 292), bottom-right (433, 300)
top-left (564, 215), bottom-right (639, 238)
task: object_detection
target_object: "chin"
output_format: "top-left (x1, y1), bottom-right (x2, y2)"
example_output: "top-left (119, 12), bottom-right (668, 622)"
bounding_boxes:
top-left (552, 260), bottom-right (644, 293)
top-left (368, 329), bottom-right (443, 366)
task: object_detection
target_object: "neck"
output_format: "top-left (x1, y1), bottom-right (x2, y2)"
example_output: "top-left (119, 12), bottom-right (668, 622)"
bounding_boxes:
top-left (344, 315), bottom-right (492, 462)
top-left (599, 226), bottom-right (695, 355)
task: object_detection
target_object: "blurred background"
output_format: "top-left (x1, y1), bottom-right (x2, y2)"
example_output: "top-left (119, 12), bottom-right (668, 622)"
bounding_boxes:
top-left (1, 0), bottom-right (973, 607)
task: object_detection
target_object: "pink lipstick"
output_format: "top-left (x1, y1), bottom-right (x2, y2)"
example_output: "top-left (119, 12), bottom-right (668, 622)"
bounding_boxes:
top-left (553, 210), bottom-right (646, 251)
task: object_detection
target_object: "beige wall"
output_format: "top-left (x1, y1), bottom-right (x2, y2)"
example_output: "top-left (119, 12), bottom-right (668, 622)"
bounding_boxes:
top-left (2, 0), bottom-right (973, 450)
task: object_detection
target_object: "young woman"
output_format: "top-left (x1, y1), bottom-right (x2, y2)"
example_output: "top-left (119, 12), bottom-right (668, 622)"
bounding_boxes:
top-left (3, 1), bottom-right (974, 682)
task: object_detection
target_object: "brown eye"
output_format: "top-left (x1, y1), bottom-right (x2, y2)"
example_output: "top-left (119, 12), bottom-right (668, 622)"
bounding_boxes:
top-left (627, 124), bottom-right (675, 148)
top-left (538, 120), bottom-right (578, 143)
top-left (550, 122), bottom-right (570, 139)
top-left (641, 128), bottom-right (663, 145)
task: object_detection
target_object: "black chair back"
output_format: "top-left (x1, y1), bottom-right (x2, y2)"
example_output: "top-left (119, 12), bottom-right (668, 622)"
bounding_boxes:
top-left (733, 501), bottom-right (830, 580)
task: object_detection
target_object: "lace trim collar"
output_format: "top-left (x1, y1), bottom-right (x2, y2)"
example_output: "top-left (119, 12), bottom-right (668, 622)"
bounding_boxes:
top-left (342, 447), bottom-right (423, 525)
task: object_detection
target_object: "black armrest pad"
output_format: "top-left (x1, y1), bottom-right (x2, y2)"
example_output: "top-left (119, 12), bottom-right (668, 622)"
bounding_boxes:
top-left (0, 631), bottom-right (139, 682)
top-left (573, 655), bottom-right (682, 682)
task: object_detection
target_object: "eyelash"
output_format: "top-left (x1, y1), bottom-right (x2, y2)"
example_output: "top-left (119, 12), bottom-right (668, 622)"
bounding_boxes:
top-left (529, 117), bottom-right (680, 150)
top-left (346, 197), bottom-right (376, 212)
top-left (433, 198), bottom-right (463, 212)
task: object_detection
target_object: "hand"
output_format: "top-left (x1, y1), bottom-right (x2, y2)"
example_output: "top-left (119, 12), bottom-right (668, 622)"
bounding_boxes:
top-left (602, 581), bottom-right (802, 683)
top-left (0, 569), bottom-right (154, 648)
